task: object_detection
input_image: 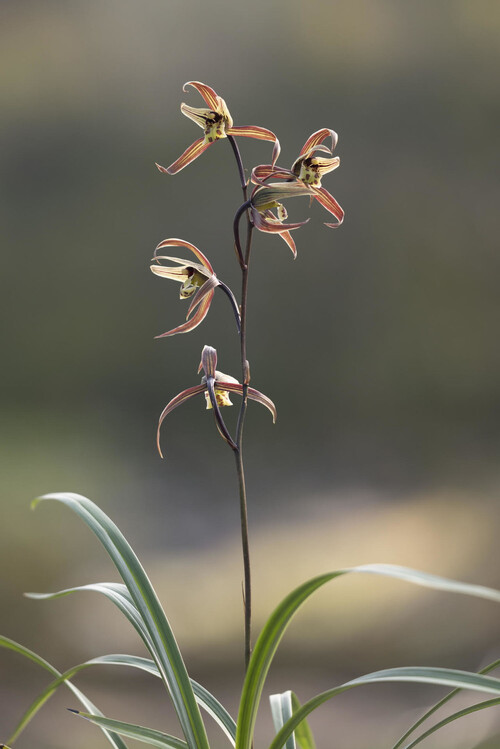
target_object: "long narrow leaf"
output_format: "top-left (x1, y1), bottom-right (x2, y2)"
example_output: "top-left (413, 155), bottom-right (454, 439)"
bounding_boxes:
top-left (235, 564), bottom-right (500, 749)
top-left (290, 693), bottom-right (316, 749)
top-left (270, 691), bottom-right (295, 749)
top-left (26, 585), bottom-right (236, 743)
top-left (0, 636), bottom-right (128, 749)
top-left (33, 493), bottom-right (209, 749)
top-left (268, 667), bottom-right (500, 749)
top-left (70, 710), bottom-right (188, 749)
top-left (403, 697), bottom-right (500, 748)
top-left (392, 658), bottom-right (500, 749)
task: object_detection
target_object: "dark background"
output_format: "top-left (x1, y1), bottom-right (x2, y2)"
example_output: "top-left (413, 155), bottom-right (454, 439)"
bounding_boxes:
top-left (1, 2), bottom-right (500, 747)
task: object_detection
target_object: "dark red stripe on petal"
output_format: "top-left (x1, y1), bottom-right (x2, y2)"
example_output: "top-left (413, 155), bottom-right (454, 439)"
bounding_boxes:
top-left (183, 81), bottom-right (220, 110)
top-left (313, 186), bottom-right (345, 226)
top-left (154, 238), bottom-right (214, 272)
top-left (166, 138), bottom-right (212, 175)
top-left (299, 128), bottom-right (338, 158)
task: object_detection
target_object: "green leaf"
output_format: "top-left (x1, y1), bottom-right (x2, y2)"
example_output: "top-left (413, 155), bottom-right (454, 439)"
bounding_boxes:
top-left (0, 635), bottom-right (128, 749)
top-left (270, 691), bottom-right (295, 749)
top-left (70, 710), bottom-right (188, 749)
top-left (270, 692), bottom-right (317, 749)
top-left (392, 658), bottom-right (500, 749)
top-left (269, 667), bottom-right (500, 749)
top-left (290, 693), bottom-right (316, 749)
top-left (235, 564), bottom-right (500, 749)
top-left (27, 586), bottom-right (236, 744)
top-left (403, 697), bottom-right (500, 748)
top-left (33, 493), bottom-right (209, 749)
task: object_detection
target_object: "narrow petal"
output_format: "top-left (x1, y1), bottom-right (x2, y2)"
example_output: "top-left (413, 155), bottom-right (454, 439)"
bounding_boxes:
top-left (312, 186), bottom-right (345, 227)
top-left (251, 183), bottom-right (313, 208)
top-left (183, 81), bottom-right (220, 110)
top-left (299, 128), bottom-right (338, 157)
top-left (187, 276), bottom-right (218, 318)
top-left (252, 208), bottom-right (309, 234)
top-left (152, 256), bottom-right (210, 277)
top-left (150, 264), bottom-right (189, 281)
top-left (157, 383), bottom-right (207, 457)
top-left (155, 291), bottom-right (214, 338)
top-left (199, 345), bottom-right (217, 378)
top-left (180, 103), bottom-right (213, 129)
top-left (251, 164), bottom-right (294, 187)
top-left (227, 126), bottom-right (281, 164)
top-left (154, 239), bottom-right (214, 272)
top-left (217, 382), bottom-right (277, 423)
top-left (158, 138), bottom-right (212, 175)
top-left (277, 229), bottom-right (297, 258)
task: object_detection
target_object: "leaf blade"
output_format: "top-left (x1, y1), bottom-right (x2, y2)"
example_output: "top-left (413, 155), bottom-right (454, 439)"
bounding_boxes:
top-left (33, 493), bottom-right (209, 749)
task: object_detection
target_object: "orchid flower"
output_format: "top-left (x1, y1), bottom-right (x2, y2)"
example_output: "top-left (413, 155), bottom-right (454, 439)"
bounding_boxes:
top-left (249, 183), bottom-right (312, 257)
top-left (156, 346), bottom-right (277, 457)
top-left (151, 238), bottom-right (240, 337)
top-left (251, 128), bottom-right (344, 228)
top-left (156, 81), bottom-right (280, 175)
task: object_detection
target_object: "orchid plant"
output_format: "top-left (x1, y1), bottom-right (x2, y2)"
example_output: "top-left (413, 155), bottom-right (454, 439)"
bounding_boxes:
top-left (2, 81), bottom-right (500, 749)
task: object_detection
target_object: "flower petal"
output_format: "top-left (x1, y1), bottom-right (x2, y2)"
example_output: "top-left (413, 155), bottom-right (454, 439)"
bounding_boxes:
top-left (277, 229), bottom-right (297, 258)
top-left (251, 164), bottom-right (294, 187)
top-left (183, 81), bottom-right (220, 110)
top-left (312, 186), bottom-right (345, 227)
top-left (251, 183), bottom-right (313, 208)
top-left (157, 383), bottom-right (207, 457)
top-left (157, 138), bottom-right (212, 175)
top-left (227, 126), bottom-right (281, 165)
top-left (217, 382), bottom-right (277, 423)
top-left (154, 239), bottom-right (214, 273)
top-left (252, 208), bottom-right (309, 234)
top-left (150, 264), bottom-right (190, 281)
top-left (199, 345), bottom-right (217, 378)
top-left (299, 128), bottom-right (338, 157)
top-left (186, 276), bottom-right (218, 318)
top-left (180, 103), bottom-right (213, 129)
top-left (155, 290), bottom-right (214, 337)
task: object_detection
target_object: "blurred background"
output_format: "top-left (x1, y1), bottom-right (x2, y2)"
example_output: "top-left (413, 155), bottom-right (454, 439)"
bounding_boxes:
top-left (1, 1), bottom-right (500, 747)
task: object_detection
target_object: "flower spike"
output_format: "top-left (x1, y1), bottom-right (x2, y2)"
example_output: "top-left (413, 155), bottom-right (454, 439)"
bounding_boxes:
top-left (156, 346), bottom-right (277, 458)
top-left (156, 81), bottom-right (280, 175)
top-left (151, 238), bottom-right (240, 336)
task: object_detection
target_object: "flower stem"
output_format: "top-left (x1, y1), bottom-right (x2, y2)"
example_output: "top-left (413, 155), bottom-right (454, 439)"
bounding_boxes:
top-left (228, 136), bottom-right (254, 672)
top-left (234, 221), bottom-right (254, 672)
top-left (227, 135), bottom-right (248, 200)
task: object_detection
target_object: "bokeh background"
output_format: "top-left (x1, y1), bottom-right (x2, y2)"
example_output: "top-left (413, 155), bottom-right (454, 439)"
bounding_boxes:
top-left (1, 1), bottom-right (500, 747)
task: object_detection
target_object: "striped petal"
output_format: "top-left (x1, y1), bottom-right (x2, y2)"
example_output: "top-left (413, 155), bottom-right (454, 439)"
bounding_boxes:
top-left (157, 138), bottom-right (212, 175)
top-left (199, 345), bottom-right (217, 378)
top-left (157, 383), bottom-right (207, 457)
top-left (217, 382), bottom-right (277, 423)
top-left (299, 128), bottom-right (338, 157)
top-left (180, 104), bottom-right (213, 129)
top-left (312, 186), bottom-right (345, 227)
top-left (252, 208), bottom-right (309, 234)
top-left (277, 229), bottom-right (297, 258)
top-left (227, 126), bottom-right (281, 165)
top-left (154, 239), bottom-right (214, 273)
top-left (183, 81), bottom-right (220, 110)
top-left (154, 290), bottom-right (214, 338)
top-left (187, 276), bottom-right (218, 318)
top-left (251, 164), bottom-right (294, 187)
top-left (150, 264), bottom-right (190, 281)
